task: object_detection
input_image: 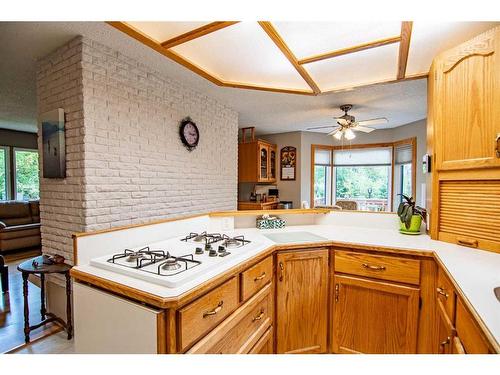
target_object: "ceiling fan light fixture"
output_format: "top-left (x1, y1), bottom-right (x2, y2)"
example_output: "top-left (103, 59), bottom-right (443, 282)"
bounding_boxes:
top-left (333, 131), bottom-right (343, 140)
top-left (345, 128), bottom-right (356, 140)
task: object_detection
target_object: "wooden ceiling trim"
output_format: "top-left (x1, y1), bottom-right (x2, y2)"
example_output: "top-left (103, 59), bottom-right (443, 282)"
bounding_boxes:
top-left (319, 72), bottom-right (427, 95)
top-left (107, 21), bottom-right (223, 85)
top-left (397, 21), bottom-right (413, 79)
top-left (107, 22), bottom-right (314, 96)
top-left (258, 21), bottom-right (321, 94)
top-left (223, 81), bottom-right (315, 96)
top-left (160, 21), bottom-right (239, 49)
top-left (298, 35), bottom-right (402, 65)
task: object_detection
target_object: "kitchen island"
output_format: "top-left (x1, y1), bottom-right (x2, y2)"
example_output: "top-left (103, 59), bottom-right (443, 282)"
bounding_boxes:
top-left (70, 209), bottom-right (500, 354)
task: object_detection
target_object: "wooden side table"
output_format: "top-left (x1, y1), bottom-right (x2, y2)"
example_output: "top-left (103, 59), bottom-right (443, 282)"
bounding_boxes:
top-left (17, 255), bottom-right (73, 343)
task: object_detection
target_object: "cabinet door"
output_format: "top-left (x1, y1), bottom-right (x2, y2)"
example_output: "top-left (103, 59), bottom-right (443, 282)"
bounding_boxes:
top-left (269, 145), bottom-right (277, 182)
top-left (258, 143), bottom-right (269, 182)
top-left (434, 26), bottom-right (500, 171)
top-left (333, 275), bottom-right (419, 354)
top-left (437, 301), bottom-right (455, 354)
top-left (276, 249), bottom-right (329, 354)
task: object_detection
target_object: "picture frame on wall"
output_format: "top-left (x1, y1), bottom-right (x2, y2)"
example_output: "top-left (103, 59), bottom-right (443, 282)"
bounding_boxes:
top-left (40, 108), bottom-right (66, 178)
top-left (280, 146), bottom-right (296, 181)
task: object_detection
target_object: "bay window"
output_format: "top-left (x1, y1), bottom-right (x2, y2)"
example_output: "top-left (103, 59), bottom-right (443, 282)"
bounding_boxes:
top-left (312, 138), bottom-right (416, 212)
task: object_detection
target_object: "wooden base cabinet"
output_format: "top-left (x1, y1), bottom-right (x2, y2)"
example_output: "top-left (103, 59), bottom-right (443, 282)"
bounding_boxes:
top-left (275, 249), bottom-right (329, 354)
top-left (332, 275), bottom-right (420, 354)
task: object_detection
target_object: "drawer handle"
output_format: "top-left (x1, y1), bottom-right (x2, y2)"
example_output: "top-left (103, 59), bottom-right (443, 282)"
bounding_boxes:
top-left (254, 272), bottom-right (266, 282)
top-left (457, 238), bottom-right (478, 248)
top-left (203, 301), bottom-right (223, 318)
top-left (362, 263), bottom-right (386, 271)
top-left (496, 133), bottom-right (500, 158)
top-left (279, 262), bottom-right (284, 282)
top-left (252, 309), bottom-right (265, 322)
top-left (436, 287), bottom-right (449, 299)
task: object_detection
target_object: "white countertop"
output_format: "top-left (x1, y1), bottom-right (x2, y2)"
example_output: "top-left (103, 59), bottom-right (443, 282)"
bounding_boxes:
top-left (73, 223), bottom-right (500, 350)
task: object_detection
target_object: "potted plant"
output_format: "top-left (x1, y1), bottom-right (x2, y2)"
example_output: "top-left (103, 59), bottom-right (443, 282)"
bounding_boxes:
top-left (397, 194), bottom-right (426, 233)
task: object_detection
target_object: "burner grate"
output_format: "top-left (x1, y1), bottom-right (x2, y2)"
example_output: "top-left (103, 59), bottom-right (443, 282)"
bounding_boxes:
top-left (108, 247), bottom-right (167, 269)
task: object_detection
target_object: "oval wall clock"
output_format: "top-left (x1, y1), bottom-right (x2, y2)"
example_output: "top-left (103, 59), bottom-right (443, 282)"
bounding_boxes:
top-left (179, 117), bottom-right (199, 151)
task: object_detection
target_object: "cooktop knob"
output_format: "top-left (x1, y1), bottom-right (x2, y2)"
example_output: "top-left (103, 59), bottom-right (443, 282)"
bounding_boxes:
top-left (218, 245), bottom-right (226, 253)
top-left (205, 243), bottom-right (212, 251)
top-left (209, 249), bottom-right (217, 257)
top-left (195, 247), bottom-right (203, 255)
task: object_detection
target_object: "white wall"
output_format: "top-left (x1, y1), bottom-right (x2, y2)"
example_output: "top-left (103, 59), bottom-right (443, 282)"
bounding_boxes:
top-left (37, 36), bottom-right (239, 264)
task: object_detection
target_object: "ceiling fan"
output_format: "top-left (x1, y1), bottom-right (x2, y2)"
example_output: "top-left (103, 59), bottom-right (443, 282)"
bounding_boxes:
top-left (307, 104), bottom-right (388, 140)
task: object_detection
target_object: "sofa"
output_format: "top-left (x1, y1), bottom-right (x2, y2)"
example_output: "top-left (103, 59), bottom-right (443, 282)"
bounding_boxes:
top-left (0, 200), bottom-right (41, 253)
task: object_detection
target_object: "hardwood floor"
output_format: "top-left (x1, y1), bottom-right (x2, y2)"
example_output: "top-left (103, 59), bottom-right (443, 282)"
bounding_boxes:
top-left (9, 329), bottom-right (75, 354)
top-left (0, 249), bottom-right (62, 353)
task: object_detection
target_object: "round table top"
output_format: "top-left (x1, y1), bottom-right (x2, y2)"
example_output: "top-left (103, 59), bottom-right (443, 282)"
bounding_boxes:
top-left (17, 255), bottom-right (72, 274)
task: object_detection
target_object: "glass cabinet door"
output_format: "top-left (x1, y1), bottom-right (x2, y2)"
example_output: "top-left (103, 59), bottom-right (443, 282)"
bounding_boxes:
top-left (259, 145), bottom-right (268, 180)
top-left (270, 148), bottom-right (276, 180)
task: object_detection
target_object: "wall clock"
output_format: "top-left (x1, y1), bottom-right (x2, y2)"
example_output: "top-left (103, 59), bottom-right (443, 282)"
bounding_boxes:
top-left (179, 117), bottom-right (199, 151)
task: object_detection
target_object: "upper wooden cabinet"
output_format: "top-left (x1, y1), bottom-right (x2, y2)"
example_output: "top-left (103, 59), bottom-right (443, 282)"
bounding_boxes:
top-left (275, 249), bottom-right (329, 354)
top-left (239, 140), bottom-right (277, 183)
top-left (431, 26), bottom-right (500, 171)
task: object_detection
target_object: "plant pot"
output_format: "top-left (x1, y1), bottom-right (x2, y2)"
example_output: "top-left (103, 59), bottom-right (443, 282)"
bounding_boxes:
top-left (400, 215), bottom-right (422, 232)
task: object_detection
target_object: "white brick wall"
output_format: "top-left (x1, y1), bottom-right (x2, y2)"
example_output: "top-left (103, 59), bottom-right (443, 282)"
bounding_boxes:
top-left (37, 36), bottom-right (238, 264)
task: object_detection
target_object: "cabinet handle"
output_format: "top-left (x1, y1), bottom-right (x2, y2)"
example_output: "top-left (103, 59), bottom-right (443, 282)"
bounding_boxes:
top-left (362, 263), bottom-right (386, 271)
top-left (496, 133), bottom-right (500, 158)
top-left (203, 301), bottom-right (223, 318)
top-left (439, 337), bottom-right (451, 354)
top-left (457, 238), bottom-right (478, 248)
top-left (252, 309), bottom-right (265, 322)
top-left (254, 272), bottom-right (266, 282)
top-left (279, 262), bottom-right (284, 282)
top-left (335, 284), bottom-right (339, 303)
top-left (436, 287), bottom-right (449, 299)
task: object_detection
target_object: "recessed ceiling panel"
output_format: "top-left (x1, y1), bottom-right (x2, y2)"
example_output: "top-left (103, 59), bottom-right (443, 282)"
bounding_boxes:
top-left (127, 21), bottom-right (210, 43)
top-left (172, 22), bottom-right (310, 90)
top-left (274, 22), bottom-right (402, 60)
top-left (406, 21), bottom-right (499, 75)
top-left (306, 42), bottom-right (399, 92)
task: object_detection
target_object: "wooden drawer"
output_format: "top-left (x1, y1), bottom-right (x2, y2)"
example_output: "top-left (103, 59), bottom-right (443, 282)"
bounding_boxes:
top-left (187, 283), bottom-right (272, 354)
top-left (437, 267), bottom-right (456, 321)
top-left (455, 298), bottom-right (490, 354)
top-left (334, 251), bottom-right (421, 285)
top-left (178, 277), bottom-right (239, 352)
top-left (451, 336), bottom-right (466, 354)
top-left (240, 256), bottom-right (273, 301)
top-left (249, 327), bottom-right (273, 354)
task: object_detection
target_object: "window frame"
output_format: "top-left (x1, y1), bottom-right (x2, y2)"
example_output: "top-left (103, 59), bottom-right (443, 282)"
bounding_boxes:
top-left (0, 145), bottom-right (11, 201)
top-left (13, 147), bottom-right (40, 201)
top-left (311, 138), bottom-right (416, 212)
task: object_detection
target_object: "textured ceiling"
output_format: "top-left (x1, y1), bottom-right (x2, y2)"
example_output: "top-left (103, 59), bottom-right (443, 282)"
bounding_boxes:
top-left (0, 22), bottom-right (496, 135)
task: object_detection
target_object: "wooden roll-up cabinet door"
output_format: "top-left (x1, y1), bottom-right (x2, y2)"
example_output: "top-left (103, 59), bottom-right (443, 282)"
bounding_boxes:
top-left (438, 180), bottom-right (500, 252)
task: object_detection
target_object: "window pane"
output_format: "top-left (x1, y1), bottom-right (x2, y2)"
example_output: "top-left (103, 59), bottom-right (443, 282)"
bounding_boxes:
top-left (0, 148), bottom-right (7, 200)
top-left (314, 165), bottom-right (332, 206)
top-left (402, 163), bottom-right (412, 198)
top-left (15, 150), bottom-right (40, 201)
top-left (335, 166), bottom-right (390, 212)
top-left (314, 149), bottom-right (331, 165)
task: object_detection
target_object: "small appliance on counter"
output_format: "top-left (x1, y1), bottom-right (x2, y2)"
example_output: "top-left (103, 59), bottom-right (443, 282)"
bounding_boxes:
top-left (256, 214), bottom-right (286, 229)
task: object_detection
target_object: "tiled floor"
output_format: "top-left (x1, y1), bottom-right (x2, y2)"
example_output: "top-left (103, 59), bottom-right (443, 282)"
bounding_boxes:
top-left (0, 250), bottom-right (62, 353)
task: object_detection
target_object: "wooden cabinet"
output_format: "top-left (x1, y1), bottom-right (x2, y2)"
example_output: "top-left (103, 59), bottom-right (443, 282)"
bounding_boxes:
top-left (249, 327), bottom-right (273, 354)
top-left (275, 249), bottom-right (329, 354)
top-left (333, 275), bottom-right (420, 354)
top-left (238, 140), bottom-right (277, 183)
top-left (428, 25), bottom-right (500, 253)
top-left (455, 298), bottom-right (491, 354)
top-left (432, 26), bottom-right (500, 172)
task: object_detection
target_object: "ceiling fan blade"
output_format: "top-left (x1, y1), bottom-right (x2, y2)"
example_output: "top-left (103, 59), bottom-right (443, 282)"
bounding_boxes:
top-left (327, 128), bottom-right (341, 136)
top-left (357, 117), bottom-right (388, 126)
top-left (307, 125), bottom-right (337, 130)
top-left (353, 125), bottom-right (375, 133)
